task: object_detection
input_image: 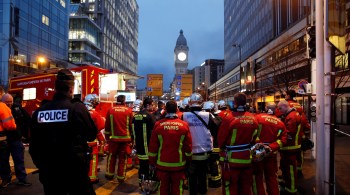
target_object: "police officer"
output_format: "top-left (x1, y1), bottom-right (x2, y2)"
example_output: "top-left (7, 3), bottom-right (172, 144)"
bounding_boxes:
top-left (30, 69), bottom-right (97, 195)
top-left (132, 97), bottom-right (156, 191)
top-left (182, 93), bottom-right (220, 195)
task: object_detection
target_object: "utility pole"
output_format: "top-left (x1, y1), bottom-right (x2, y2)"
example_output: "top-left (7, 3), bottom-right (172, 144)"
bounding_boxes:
top-left (315, 0), bottom-right (326, 194)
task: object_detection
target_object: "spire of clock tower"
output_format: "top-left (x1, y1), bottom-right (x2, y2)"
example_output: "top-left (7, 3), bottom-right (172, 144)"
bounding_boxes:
top-left (174, 29), bottom-right (189, 75)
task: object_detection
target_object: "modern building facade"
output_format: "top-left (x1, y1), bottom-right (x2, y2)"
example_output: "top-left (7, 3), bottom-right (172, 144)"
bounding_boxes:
top-left (0, 0), bottom-right (70, 87)
top-left (192, 59), bottom-right (224, 92)
top-left (68, 3), bottom-right (101, 65)
top-left (71, 0), bottom-right (139, 75)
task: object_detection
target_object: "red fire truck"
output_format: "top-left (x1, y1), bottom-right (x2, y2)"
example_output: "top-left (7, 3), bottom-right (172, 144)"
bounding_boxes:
top-left (8, 65), bottom-right (141, 116)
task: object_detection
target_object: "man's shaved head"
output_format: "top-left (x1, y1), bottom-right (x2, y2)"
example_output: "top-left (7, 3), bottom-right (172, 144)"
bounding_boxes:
top-left (2, 93), bottom-right (14, 108)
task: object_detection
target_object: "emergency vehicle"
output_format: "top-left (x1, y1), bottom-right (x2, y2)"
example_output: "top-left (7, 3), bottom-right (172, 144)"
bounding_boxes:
top-left (8, 65), bottom-right (142, 116)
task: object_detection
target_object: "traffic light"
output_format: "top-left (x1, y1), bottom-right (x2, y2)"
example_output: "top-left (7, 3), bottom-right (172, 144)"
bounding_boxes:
top-left (307, 26), bottom-right (316, 59)
top-left (310, 102), bottom-right (316, 122)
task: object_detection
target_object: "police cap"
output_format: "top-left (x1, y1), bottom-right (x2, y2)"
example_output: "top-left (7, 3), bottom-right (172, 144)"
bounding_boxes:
top-left (57, 69), bottom-right (74, 81)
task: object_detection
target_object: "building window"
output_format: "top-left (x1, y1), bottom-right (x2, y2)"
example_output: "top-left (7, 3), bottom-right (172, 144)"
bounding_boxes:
top-left (42, 15), bottom-right (49, 26)
top-left (60, 0), bottom-right (66, 8)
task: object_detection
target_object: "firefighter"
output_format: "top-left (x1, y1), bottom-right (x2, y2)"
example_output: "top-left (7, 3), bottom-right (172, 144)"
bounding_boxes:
top-left (29, 69), bottom-right (97, 195)
top-left (0, 100), bottom-right (17, 188)
top-left (285, 90), bottom-right (310, 176)
top-left (1, 94), bottom-right (31, 187)
top-left (217, 100), bottom-right (234, 136)
top-left (203, 101), bottom-right (222, 188)
top-left (253, 103), bottom-right (288, 195)
top-left (179, 97), bottom-right (190, 112)
top-left (84, 94), bottom-right (106, 183)
top-left (182, 93), bottom-right (220, 195)
top-left (148, 100), bottom-right (192, 195)
top-left (277, 100), bottom-right (302, 195)
top-left (132, 97), bottom-right (157, 191)
top-left (104, 95), bottom-right (133, 182)
top-left (154, 100), bottom-right (165, 121)
top-left (217, 93), bottom-right (259, 195)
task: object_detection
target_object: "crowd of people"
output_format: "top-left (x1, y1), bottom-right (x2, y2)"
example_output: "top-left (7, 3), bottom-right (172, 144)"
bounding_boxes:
top-left (0, 69), bottom-right (312, 195)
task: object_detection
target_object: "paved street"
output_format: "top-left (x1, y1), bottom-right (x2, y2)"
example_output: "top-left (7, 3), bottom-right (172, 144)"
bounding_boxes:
top-left (1, 134), bottom-right (349, 195)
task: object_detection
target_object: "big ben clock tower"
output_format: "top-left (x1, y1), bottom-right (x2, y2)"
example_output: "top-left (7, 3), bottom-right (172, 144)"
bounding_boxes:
top-left (174, 30), bottom-right (189, 74)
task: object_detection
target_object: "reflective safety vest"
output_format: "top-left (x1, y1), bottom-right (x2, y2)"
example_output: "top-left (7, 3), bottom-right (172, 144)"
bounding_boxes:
top-left (280, 109), bottom-right (302, 151)
top-left (182, 111), bottom-right (213, 154)
top-left (105, 104), bottom-right (133, 142)
top-left (0, 102), bottom-right (16, 136)
top-left (218, 112), bottom-right (258, 167)
top-left (148, 117), bottom-right (192, 171)
top-left (88, 109), bottom-right (105, 146)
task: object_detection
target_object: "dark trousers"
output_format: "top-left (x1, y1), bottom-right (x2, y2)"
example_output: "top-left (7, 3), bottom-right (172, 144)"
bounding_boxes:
top-left (0, 141), bottom-right (11, 181)
top-left (189, 160), bottom-right (208, 195)
top-left (138, 159), bottom-right (150, 182)
top-left (0, 140), bottom-right (27, 182)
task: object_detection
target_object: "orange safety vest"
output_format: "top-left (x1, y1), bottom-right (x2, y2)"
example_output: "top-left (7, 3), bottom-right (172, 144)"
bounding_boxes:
top-left (0, 102), bottom-right (17, 137)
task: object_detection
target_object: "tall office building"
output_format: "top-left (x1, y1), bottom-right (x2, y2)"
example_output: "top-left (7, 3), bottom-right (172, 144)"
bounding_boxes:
top-left (0, 0), bottom-right (70, 87)
top-left (77, 0), bottom-right (139, 74)
top-left (192, 59), bottom-right (224, 90)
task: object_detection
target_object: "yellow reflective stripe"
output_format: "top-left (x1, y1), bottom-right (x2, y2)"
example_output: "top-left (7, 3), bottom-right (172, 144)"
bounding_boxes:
top-left (109, 135), bottom-right (131, 139)
top-left (256, 124), bottom-right (262, 141)
top-left (295, 124), bottom-right (301, 146)
top-left (148, 152), bottom-right (157, 157)
top-left (132, 123), bottom-right (135, 144)
top-left (179, 135), bottom-right (185, 163)
top-left (143, 123), bottom-right (148, 155)
top-left (137, 154), bottom-right (148, 160)
top-left (2, 116), bottom-right (14, 123)
top-left (110, 115), bottom-right (114, 138)
top-left (192, 154), bottom-right (209, 160)
top-left (252, 129), bottom-right (257, 140)
top-left (157, 135), bottom-right (163, 163)
top-left (253, 175), bottom-right (257, 195)
top-left (225, 181), bottom-right (230, 195)
top-left (230, 129), bottom-right (237, 145)
top-left (185, 152), bottom-right (192, 157)
top-left (106, 153), bottom-right (113, 176)
top-left (179, 178), bottom-right (184, 195)
top-left (280, 145), bottom-right (301, 150)
top-left (157, 160), bottom-right (186, 167)
top-left (212, 148), bottom-right (220, 153)
top-left (90, 154), bottom-right (97, 179)
top-left (126, 116), bottom-right (130, 136)
top-left (285, 165), bottom-right (297, 193)
top-left (221, 151), bottom-right (252, 164)
top-left (276, 139), bottom-right (283, 148)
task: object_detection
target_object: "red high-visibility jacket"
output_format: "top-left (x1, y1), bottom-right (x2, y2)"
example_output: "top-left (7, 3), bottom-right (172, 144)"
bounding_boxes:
top-left (89, 109), bottom-right (105, 145)
top-left (0, 102), bottom-right (16, 133)
top-left (255, 113), bottom-right (288, 152)
top-left (217, 109), bottom-right (234, 136)
top-left (287, 100), bottom-right (311, 136)
top-left (105, 104), bottom-right (133, 142)
top-left (280, 109), bottom-right (302, 151)
top-left (148, 117), bottom-right (192, 171)
top-left (218, 111), bottom-right (258, 167)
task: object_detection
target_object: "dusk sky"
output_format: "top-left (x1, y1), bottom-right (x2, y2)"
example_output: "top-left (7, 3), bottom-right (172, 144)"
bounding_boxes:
top-left (137, 0), bottom-right (224, 90)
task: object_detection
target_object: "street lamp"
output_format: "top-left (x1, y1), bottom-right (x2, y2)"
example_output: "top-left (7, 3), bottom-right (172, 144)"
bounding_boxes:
top-left (232, 43), bottom-right (242, 91)
top-left (37, 56), bottom-right (46, 69)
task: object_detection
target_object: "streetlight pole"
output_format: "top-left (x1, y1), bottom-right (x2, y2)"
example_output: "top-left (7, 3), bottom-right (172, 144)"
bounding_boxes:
top-left (232, 44), bottom-right (242, 91)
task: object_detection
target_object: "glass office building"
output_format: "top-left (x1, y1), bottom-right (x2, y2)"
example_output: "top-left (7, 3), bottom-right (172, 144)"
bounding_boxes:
top-left (0, 0), bottom-right (69, 87)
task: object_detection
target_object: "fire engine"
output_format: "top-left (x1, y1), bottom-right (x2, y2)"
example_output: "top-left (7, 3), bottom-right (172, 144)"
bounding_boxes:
top-left (8, 65), bottom-right (142, 116)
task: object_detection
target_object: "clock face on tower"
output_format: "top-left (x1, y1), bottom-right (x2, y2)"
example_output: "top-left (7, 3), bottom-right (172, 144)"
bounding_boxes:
top-left (177, 52), bottom-right (187, 61)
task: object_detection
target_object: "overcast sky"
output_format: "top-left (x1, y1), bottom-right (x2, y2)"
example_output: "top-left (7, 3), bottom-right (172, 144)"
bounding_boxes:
top-left (137, 0), bottom-right (224, 90)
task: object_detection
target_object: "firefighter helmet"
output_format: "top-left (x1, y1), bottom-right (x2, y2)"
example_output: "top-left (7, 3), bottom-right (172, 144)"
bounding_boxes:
top-left (141, 170), bottom-right (159, 194)
top-left (189, 93), bottom-right (203, 107)
top-left (301, 138), bottom-right (314, 151)
top-left (250, 143), bottom-right (267, 162)
top-left (218, 100), bottom-right (227, 110)
top-left (84, 94), bottom-right (99, 110)
top-left (132, 99), bottom-right (142, 112)
top-left (203, 101), bottom-right (215, 111)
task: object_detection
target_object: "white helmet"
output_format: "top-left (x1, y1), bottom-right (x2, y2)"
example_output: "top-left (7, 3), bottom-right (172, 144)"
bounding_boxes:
top-left (203, 101), bottom-right (215, 111)
top-left (181, 97), bottom-right (190, 109)
top-left (189, 93), bottom-right (203, 107)
top-left (132, 99), bottom-right (142, 112)
top-left (218, 100), bottom-right (227, 110)
top-left (84, 94), bottom-right (99, 110)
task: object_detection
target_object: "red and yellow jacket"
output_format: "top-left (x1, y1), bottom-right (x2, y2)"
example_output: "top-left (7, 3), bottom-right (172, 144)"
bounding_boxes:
top-left (88, 109), bottom-right (105, 146)
top-left (255, 113), bottom-right (288, 152)
top-left (287, 100), bottom-right (311, 136)
top-left (105, 104), bottom-right (133, 142)
top-left (280, 109), bottom-right (302, 151)
top-left (148, 117), bottom-right (192, 171)
top-left (217, 109), bottom-right (234, 135)
top-left (218, 111), bottom-right (258, 167)
top-left (0, 102), bottom-right (16, 135)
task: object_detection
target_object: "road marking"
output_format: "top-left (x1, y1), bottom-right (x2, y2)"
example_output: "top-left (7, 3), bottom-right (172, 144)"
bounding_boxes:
top-left (95, 169), bottom-right (139, 195)
top-left (11, 168), bottom-right (38, 181)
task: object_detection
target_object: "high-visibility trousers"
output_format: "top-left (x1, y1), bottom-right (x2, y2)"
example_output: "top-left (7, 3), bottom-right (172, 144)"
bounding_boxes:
top-left (221, 166), bottom-right (253, 195)
top-left (252, 155), bottom-right (279, 195)
top-left (88, 144), bottom-right (99, 182)
top-left (296, 151), bottom-right (304, 172)
top-left (280, 151), bottom-right (298, 194)
top-left (105, 142), bottom-right (128, 181)
top-left (157, 169), bottom-right (186, 195)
